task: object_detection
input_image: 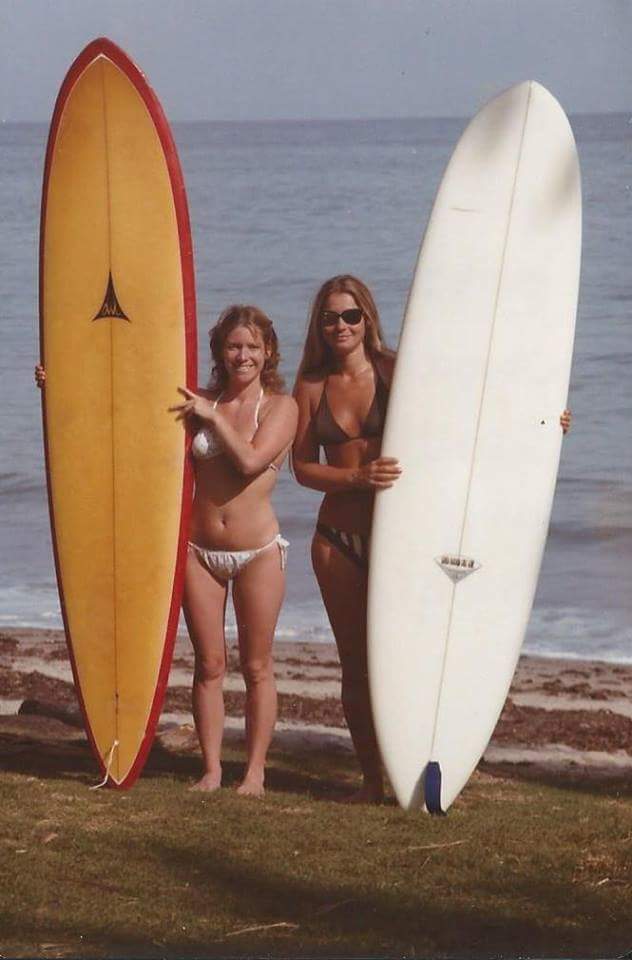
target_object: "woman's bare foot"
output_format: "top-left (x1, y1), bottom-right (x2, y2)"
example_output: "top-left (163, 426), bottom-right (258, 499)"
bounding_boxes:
top-left (189, 768), bottom-right (222, 792)
top-left (236, 769), bottom-right (265, 797)
top-left (339, 781), bottom-right (384, 805)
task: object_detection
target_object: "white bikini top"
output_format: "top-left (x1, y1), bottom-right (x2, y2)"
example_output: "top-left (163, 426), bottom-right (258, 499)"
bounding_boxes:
top-left (191, 388), bottom-right (264, 461)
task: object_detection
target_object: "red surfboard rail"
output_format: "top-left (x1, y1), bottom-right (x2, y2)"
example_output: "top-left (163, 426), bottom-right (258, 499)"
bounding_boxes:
top-left (39, 37), bottom-right (197, 788)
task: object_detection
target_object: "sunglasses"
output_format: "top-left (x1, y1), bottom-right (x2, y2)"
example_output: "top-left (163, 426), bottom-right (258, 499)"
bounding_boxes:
top-left (321, 308), bottom-right (363, 328)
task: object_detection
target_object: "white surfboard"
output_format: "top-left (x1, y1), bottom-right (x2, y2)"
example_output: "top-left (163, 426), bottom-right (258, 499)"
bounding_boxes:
top-left (367, 82), bottom-right (581, 813)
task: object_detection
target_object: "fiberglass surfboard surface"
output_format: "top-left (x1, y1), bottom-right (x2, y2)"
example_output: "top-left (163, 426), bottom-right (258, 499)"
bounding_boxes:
top-left (367, 81), bottom-right (581, 812)
top-left (40, 38), bottom-right (197, 787)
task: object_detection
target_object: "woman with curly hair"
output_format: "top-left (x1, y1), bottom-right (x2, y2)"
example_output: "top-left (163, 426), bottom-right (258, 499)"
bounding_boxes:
top-left (172, 304), bottom-right (297, 796)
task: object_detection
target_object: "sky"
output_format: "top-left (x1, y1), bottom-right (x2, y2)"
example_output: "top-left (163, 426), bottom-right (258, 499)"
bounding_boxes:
top-left (0, 0), bottom-right (631, 122)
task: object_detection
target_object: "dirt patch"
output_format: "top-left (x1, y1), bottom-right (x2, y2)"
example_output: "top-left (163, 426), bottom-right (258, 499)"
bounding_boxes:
top-left (165, 686), bottom-right (346, 727)
top-left (0, 633), bottom-right (19, 655)
top-left (4, 629), bottom-right (632, 780)
top-left (0, 670), bottom-right (76, 704)
top-left (540, 678), bottom-right (621, 700)
top-left (493, 699), bottom-right (632, 754)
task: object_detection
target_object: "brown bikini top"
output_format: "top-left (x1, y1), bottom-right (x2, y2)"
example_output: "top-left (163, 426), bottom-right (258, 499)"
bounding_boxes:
top-left (314, 367), bottom-right (388, 446)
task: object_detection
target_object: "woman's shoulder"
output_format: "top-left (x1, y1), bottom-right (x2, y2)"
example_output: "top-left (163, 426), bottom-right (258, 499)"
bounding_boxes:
top-left (262, 391), bottom-right (298, 416)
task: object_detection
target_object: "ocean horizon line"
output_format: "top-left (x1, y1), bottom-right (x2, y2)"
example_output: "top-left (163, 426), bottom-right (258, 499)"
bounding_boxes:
top-left (2, 109), bottom-right (629, 129)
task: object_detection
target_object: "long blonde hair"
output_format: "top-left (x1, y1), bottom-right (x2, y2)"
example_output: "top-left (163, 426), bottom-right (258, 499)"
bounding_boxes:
top-left (297, 275), bottom-right (392, 379)
top-left (208, 304), bottom-right (285, 393)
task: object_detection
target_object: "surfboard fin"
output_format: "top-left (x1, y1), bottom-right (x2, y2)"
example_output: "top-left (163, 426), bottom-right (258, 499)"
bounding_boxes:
top-left (424, 761), bottom-right (446, 815)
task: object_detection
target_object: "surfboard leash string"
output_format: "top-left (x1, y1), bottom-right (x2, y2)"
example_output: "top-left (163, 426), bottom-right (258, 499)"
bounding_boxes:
top-left (89, 739), bottom-right (120, 790)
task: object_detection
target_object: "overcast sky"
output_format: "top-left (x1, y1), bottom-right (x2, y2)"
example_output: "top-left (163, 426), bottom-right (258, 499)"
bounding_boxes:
top-left (1, 0), bottom-right (630, 122)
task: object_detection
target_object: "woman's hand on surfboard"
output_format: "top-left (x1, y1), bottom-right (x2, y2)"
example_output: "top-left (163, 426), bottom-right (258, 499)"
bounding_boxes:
top-left (352, 456), bottom-right (402, 490)
top-left (560, 408), bottom-right (572, 434)
top-left (34, 365), bottom-right (46, 388)
top-left (171, 387), bottom-right (216, 423)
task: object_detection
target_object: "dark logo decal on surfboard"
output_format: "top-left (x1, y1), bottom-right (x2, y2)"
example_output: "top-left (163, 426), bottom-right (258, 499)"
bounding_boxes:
top-left (93, 273), bottom-right (129, 322)
top-left (435, 554), bottom-right (481, 583)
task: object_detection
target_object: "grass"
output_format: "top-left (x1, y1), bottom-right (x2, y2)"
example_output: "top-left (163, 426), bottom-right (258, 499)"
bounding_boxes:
top-left (1, 740), bottom-right (632, 959)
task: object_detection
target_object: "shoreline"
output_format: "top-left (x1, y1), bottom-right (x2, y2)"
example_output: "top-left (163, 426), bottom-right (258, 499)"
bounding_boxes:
top-left (0, 622), bottom-right (632, 668)
top-left (2, 627), bottom-right (632, 788)
top-left (3, 621), bottom-right (632, 667)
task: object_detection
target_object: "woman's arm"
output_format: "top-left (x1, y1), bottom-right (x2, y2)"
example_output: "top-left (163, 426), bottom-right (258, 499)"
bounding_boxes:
top-left (292, 378), bottom-right (400, 493)
top-left (174, 388), bottom-right (298, 476)
top-left (292, 378), bottom-right (353, 493)
top-left (219, 394), bottom-right (298, 475)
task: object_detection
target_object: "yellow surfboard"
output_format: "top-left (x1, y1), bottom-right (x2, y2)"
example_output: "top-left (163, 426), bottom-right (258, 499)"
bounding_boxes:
top-left (39, 38), bottom-right (196, 787)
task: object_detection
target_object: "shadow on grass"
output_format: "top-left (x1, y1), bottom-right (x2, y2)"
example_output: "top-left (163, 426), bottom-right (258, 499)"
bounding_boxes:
top-left (0, 910), bottom-right (207, 960)
top-left (0, 728), bottom-right (350, 800)
top-left (0, 728), bottom-right (95, 783)
top-left (146, 742), bottom-right (349, 800)
top-left (4, 719), bottom-right (632, 808)
top-left (5, 829), bottom-right (626, 960)
top-left (147, 834), bottom-right (632, 957)
top-left (481, 759), bottom-right (632, 800)
top-left (0, 726), bottom-right (207, 785)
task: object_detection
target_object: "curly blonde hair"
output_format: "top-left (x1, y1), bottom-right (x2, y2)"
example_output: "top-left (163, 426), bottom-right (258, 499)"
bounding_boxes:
top-left (297, 275), bottom-right (392, 378)
top-left (208, 304), bottom-right (285, 393)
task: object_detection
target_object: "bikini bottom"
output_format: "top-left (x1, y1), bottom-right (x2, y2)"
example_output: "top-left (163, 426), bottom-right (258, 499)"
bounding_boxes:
top-left (188, 534), bottom-right (288, 581)
top-left (316, 523), bottom-right (369, 570)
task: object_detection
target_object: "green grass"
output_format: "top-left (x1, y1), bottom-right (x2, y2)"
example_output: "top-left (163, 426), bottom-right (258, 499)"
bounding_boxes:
top-left (1, 742), bottom-right (632, 959)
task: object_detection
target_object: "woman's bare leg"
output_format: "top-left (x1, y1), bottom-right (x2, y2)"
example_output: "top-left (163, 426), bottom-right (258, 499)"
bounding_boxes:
top-left (312, 532), bottom-right (383, 803)
top-left (182, 548), bottom-right (228, 791)
top-left (232, 543), bottom-right (284, 796)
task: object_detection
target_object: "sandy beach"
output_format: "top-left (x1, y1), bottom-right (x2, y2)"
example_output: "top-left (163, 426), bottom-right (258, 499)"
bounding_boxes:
top-left (2, 627), bottom-right (632, 791)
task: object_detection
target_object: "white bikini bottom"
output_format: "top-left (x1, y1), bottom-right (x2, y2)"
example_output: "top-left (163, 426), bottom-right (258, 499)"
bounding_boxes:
top-left (188, 534), bottom-right (289, 581)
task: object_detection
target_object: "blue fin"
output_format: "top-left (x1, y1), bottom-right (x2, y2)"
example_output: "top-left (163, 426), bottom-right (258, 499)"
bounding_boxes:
top-left (424, 761), bottom-right (445, 815)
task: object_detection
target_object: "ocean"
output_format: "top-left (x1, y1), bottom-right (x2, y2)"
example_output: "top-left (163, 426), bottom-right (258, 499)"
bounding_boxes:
top-left (1, 114), bottom-right (631, 661)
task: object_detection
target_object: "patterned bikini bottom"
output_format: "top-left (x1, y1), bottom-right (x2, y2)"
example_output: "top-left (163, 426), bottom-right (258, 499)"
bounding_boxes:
top-left (316, 523), bottom-right (369, 570)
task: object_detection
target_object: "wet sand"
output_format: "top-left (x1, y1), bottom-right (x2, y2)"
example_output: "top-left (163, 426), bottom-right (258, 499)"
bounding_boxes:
top-left (2, 628), bottom-right (632, 787)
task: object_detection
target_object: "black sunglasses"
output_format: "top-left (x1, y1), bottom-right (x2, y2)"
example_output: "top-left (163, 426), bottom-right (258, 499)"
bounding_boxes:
top-left (321, 308), bottom-right (363, 328)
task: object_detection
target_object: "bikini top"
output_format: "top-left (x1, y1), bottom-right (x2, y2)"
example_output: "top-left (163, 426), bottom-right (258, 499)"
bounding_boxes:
top-left (191, 389), bottom-right (263, 460)
top-left (314, 367), bottom-right (388, 447)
